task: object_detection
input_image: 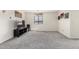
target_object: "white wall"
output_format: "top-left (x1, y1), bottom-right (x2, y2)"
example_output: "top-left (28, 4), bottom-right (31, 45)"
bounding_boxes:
top-left (58, 10), bottom-right (79, 38)
top-left (70, 11), bottom-right (79, 38)
top-left (1, 10), bottom-right (79, 43)
top-left (25, 10), bottom-right (79, 38)
top-left (25, 12), bottom-right (58, 31)
top-left (58, 10), bottom-right (71, 38)
top-left (0, 10), bottom-right (26, 43)
top-left (0, 11), bottom-right (14, 43)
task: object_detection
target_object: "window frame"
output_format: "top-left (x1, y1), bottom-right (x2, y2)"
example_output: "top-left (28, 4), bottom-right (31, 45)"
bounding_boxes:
top-left (34, 14), bottom-right (43, 24)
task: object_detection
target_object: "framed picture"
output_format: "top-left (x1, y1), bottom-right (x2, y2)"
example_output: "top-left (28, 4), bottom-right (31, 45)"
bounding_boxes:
top-left (15, 11), bottom-right (22, 18)
top-left (65, 12), bottom-right (69, 19)
top-left (60, 13), bottom-right (64, 18)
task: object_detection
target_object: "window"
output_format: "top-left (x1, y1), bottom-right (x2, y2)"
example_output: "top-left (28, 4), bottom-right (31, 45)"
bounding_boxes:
top-left (34, 13), bottom-right (43, 24)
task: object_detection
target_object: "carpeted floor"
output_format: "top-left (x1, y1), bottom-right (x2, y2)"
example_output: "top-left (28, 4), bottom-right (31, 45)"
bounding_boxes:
top-left (0, 31), bottom-right (79, 49)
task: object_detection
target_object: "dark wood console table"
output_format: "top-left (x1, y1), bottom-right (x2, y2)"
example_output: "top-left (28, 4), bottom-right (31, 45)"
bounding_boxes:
top-left (14, 27), bottom-right (27, 37)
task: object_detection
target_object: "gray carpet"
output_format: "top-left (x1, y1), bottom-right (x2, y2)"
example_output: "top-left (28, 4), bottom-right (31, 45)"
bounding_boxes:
top-left (0, 31), bottom-right (79, 49)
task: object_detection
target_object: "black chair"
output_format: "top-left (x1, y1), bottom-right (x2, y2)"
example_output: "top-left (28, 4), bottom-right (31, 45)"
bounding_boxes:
top-left (27, 24), bottom-right (31, 31)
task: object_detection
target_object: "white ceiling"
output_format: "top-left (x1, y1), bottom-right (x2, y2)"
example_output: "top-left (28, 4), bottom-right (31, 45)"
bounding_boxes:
top-left (23, 10), bottom-right (58, 12)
